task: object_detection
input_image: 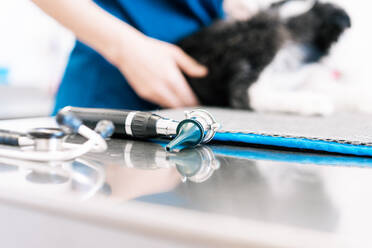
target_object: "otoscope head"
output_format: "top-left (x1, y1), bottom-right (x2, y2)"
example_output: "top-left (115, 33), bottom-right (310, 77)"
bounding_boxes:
top-left (167, 146), bottom-right (220, 183)
top-left (165, 119), bottom-right (203, 152)
top-left (165, 109), bottom-right (221, 152)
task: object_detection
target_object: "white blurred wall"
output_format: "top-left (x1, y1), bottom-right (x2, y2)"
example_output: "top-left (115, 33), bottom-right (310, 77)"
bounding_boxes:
top-left (0, 0), bottom-right (74, 92)
top-left (0, 0), bottom-right (74, 118)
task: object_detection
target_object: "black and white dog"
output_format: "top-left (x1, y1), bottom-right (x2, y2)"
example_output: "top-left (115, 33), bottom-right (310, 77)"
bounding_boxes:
top-left (178, 0), bottom-right (351, 115)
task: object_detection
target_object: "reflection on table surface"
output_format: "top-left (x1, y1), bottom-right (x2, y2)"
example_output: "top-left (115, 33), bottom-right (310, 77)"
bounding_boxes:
top-left (1, 138), bottom-right (372, 237)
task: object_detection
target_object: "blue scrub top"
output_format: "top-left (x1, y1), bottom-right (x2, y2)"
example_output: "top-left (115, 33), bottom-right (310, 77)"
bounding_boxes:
top-left (52, 0), bottom-right (224, 115)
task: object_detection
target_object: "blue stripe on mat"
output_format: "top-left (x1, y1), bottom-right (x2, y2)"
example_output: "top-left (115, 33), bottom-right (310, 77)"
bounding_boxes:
top-left (154, 139), bottom-right (372, 166)
top-left (214, 132), bottom-right (372, 157)
top-left (211, 147), bottom-right (372, 167)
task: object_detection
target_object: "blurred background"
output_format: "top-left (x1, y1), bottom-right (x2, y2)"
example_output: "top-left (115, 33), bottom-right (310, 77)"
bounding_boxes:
top-left (0, 0), bottom-right (74, 118)
top-left (0, 0), bottom-right (370, 119)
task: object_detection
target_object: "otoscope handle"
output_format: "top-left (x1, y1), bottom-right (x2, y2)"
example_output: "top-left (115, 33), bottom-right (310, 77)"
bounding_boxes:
top-left (58, 106), bottom-right (163, 138)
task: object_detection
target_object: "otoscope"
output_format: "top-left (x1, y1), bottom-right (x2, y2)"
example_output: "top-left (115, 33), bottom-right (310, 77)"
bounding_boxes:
top-left (58, 106), bottom-right (221, 151)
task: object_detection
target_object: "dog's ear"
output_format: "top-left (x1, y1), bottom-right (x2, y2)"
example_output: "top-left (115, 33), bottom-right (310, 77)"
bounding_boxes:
top-left (272, 0), bottom-right (317, 19)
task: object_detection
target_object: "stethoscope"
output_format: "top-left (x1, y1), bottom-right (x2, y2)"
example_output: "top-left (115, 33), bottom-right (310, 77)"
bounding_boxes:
top-left (0, 113), bottom-right (114, 162)
top-left (0, 107), bottom-right (220, 163)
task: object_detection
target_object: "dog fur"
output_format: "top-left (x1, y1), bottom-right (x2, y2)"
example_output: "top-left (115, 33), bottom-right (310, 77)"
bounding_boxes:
top-left (177, 1), bottom-right (351, 111)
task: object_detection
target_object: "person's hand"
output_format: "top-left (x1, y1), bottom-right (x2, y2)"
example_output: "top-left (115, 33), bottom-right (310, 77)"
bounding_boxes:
top-left (112, 34), bottom-right (208, 108)
top-left (31, 0), bottom-right (207, 108)
top-left (32, 0), bottom-right (206, 108)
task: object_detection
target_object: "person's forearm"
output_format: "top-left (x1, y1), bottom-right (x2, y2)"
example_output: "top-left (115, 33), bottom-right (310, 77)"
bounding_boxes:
top-left (32, 0), bottom-right (143, 65)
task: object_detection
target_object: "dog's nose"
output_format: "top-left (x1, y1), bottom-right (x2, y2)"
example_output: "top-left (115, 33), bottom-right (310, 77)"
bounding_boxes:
top-left (335, 13), bottom-right (351, 29)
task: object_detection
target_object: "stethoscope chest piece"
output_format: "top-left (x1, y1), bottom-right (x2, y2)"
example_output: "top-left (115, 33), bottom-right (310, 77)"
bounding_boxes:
top-left (28, 128), bottom-right (67, 152)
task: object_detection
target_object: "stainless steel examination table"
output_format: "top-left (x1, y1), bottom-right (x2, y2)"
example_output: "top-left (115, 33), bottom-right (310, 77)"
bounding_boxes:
top-left (0, 118), bottom-right (371, 248)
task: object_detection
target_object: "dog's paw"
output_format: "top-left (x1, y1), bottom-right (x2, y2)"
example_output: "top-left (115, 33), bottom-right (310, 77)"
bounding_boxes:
top-left (297, 94), bottom-right (335, 116)
top-left (249, 85), bottom-right (335, 116)
top-left (355, 94), bottom-right (372, 114)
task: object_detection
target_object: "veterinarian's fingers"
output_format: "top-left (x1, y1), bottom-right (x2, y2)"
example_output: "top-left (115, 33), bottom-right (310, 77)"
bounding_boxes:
top-left (151, 83), bottom-right (184, 108)
top-left (167, 69), bottom-right (200, 106)
top-left (173, 47), bottom-right (208, 78)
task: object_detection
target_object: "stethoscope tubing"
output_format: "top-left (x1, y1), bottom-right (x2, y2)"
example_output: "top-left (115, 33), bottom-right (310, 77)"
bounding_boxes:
top-left (0, 125), bottom-right (107, 162)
